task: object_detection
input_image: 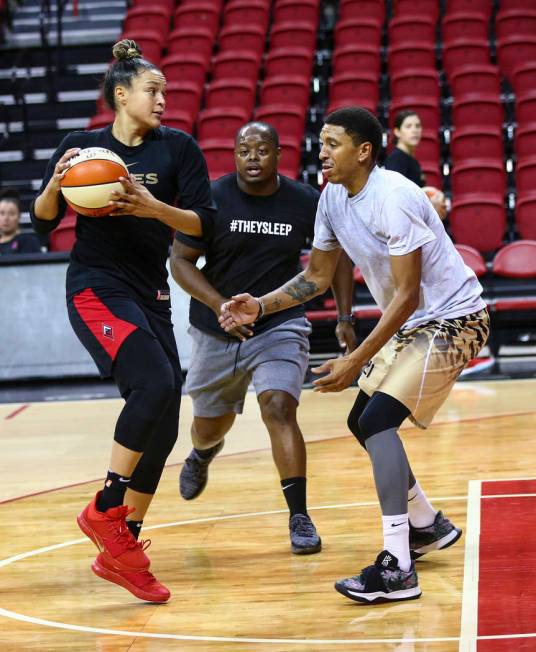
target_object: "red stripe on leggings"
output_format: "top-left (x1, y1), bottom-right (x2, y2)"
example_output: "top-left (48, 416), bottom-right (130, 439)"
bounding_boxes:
top-left (477, 480), bottom-right (536, 651)
top-left (73, 288), bottom-right (137, 361)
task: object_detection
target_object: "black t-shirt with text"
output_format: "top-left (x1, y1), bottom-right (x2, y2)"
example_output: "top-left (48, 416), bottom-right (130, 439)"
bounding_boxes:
top-left (384, 147), bottom-right (425, 187)
top-left (30, 125), bottom-right (215, 309)
top-left (175, 173), bottom-right (320, 335)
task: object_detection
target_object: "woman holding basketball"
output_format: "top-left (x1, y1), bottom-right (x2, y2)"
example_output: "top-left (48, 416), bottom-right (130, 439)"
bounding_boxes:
top-left (31, 40), bottom-right (214, 603)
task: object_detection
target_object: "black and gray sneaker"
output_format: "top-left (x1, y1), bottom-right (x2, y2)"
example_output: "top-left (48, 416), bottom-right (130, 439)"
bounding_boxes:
top-left (409, 510), bottom-right (462, 559)
top-left (289, 514), bottom-right (322, 554)
top-left (335, 550), bottom-right (421, 604)
top-left (179, 441), bottom-right (224, 500)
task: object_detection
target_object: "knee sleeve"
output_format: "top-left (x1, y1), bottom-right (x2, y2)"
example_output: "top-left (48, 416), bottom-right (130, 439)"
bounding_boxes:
top-left (357, 392), bottom-right (411, 443)
top-left (347, 390), bottom-right (371, 449)
top-left (113, 329), bottom-right (179, 452)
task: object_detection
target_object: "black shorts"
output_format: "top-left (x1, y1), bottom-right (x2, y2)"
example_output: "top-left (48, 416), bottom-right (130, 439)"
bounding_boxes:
top-left (67, 286), bottom-right (182, 381)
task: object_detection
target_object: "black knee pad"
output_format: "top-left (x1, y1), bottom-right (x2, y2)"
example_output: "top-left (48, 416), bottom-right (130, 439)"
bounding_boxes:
top-left (347, 391), bottom-right (371, 449)
top-left (357, 392), bottom-right (411, 444)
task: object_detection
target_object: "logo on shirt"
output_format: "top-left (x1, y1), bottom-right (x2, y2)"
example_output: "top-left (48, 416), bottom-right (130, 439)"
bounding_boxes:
top-left (229, 219), bottom-right (293, 236)
top-left (102, 324), bottom-right (114, 340)
top-left (131, 172), bottom-right (158, 185)
top-left (156, 290), bottom-right (170, 301)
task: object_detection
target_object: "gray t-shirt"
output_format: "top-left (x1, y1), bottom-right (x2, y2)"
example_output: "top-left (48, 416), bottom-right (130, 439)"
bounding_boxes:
top-left (313, 166), bottom-right (485, 328)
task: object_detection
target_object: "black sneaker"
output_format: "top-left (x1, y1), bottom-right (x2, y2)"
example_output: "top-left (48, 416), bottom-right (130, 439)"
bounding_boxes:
top-left (289, 514), bottom-right (322, 554)
top-left (335, 551), bottom-right (421, 604)
top-left (409, 510), bottom-right (462, 559)
top-left (179, 441), bottom-right (224, 500)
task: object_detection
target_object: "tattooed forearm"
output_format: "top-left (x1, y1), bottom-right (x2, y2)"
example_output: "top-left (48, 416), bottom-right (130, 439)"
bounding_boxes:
top-left (268, 297), bottom-right (282, 311)
top-left (282, 274), bottom-right (320, 304)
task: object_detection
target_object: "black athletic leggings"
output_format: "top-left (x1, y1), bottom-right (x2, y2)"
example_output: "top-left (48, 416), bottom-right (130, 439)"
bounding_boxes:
top-left (113, 328), bottom-right (182, 494)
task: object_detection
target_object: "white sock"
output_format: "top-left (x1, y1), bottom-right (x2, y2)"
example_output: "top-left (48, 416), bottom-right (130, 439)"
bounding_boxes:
top-left (408, 481), bottom-right (437, 528)
top-left (382, 514), bottom-right (411, 572)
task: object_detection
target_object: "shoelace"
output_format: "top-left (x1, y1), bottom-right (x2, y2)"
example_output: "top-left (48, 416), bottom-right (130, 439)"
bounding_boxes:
top-left (293, 517), bottom-right (316, 537)
top-left (106, 505), bottom-right (152, 551)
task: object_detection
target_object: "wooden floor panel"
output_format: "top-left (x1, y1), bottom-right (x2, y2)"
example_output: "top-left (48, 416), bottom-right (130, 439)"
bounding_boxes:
top-left (1, 379), bottom-right (535, 650)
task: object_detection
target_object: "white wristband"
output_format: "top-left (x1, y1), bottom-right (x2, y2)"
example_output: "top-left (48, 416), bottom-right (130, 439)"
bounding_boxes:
top-left (255, 297), bottom-right (265, 319)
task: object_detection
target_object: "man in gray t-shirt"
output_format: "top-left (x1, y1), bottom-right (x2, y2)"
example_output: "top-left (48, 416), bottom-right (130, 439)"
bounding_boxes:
top-left (219, 106), bottom-right (490, 605)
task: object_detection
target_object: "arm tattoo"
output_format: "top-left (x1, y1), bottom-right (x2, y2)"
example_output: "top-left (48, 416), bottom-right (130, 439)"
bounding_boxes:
top-left (282, 274), bottom-right (320, 304)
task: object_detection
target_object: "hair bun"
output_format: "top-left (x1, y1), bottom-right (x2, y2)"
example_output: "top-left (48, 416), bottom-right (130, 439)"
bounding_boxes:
top-left (112, 39), bottom-right (142, 61)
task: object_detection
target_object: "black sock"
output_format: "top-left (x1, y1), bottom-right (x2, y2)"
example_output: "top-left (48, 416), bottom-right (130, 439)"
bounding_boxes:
top-left (97, 470), bottom-right (131, 512)
top-left (195, 443), bottom-right (220, 460)
top-left (126, 519), bottom-right (143, 539)
top-left (281, 476), bottom-right (307, 517)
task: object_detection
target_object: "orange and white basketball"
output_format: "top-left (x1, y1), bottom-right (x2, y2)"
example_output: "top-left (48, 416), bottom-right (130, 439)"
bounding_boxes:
top-left (60, 147), bottom-right (128, 217)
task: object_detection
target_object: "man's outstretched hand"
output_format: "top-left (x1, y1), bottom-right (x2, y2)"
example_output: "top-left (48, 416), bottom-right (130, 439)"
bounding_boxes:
top-left (219, 293), bottom-right (261, 331)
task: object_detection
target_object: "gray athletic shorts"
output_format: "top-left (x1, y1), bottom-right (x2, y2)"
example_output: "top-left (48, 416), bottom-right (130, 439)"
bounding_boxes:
top-left (186, 317), bottom-right (312, 417)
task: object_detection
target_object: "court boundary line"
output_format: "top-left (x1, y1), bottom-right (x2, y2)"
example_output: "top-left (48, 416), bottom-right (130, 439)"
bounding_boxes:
top-left (459, 480), bottom-right (481, 652)
top-left (2, 408), bottom-right (536, 505)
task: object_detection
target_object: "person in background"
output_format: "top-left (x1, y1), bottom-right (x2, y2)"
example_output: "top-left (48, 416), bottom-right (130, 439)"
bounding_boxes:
top-left (384, 110), bottom-right (447, 221)
top-left (0, 190), bottom-right (41, 254)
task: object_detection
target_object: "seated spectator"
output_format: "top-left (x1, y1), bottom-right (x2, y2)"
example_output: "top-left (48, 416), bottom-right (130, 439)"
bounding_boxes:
top-left (384, 110), bottom-right (446, 220)
top-left (0, 190), bottom-right (41, 255)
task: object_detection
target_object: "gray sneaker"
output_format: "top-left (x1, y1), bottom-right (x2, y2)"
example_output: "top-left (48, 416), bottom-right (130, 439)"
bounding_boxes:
top-left (409, 510), bottom-right (462, 559)
top-left (289, 514), bottom-right (322, 554)
top-left (335, 550), bottom-right (422, 604)
top-left (179, 441), bottom-right (224, 500)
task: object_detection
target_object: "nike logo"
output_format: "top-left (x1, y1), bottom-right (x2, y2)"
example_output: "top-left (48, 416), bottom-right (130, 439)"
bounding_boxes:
top-left (391, 521), bottom-right (406, 527)
top-left (282, 483), bottom-right (295, 491)
top-left (118, 477), bottom-right (130, 483)
top-left (126, 162), bottom-right (138, 168)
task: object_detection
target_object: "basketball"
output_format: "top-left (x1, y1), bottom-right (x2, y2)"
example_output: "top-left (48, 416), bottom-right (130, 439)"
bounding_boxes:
top-left (60, 147), bottom-right (128, 217)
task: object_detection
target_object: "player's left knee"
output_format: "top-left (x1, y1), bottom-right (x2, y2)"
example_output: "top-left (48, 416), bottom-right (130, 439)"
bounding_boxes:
top-left (259, 391), bottom-right (297, 428)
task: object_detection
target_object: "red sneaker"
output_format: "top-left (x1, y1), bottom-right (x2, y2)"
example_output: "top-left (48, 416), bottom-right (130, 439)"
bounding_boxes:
top-left (92, 553), bottom-right (170, 603)
top-left (77, 492), bottom-right (150, 570)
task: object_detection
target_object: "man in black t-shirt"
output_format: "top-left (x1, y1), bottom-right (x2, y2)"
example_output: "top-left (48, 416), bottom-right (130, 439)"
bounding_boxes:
top-left (171, 122), bottom-right (356, 554)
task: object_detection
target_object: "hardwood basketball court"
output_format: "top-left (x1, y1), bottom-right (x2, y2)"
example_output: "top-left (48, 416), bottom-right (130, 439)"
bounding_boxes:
top-left (1, 378), bottom-right (535, 651)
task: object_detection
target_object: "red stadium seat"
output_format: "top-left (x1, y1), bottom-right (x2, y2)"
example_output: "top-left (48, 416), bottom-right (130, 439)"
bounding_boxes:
top-left (415, 130), bottom-right (440, 162)
top-left (326, 97), bottom-right (378, 115)
top-left (444, 0), bottom-right (492, 18)
top-left (334, 18), bottom-right (382, 49)
top-left (279, 137), bottom-right (302, 179)
top-left (264, 47), bottom-right (313, 79)
top-left (174, 3), bottom-right (220, 34)
top-left (516, 91), bottom-right (536, 126)
top-left (199, 139), bottom-right (236, 179)
top-left (450, 195), bottom-right (506, 252)
top-left (449, 64), bottom-right (501, 97)
top-left (333, 44), bottom-right (381, 77)
top-left (497, 36), bottom-right (536, 81)
top-left (88, 113), bottom-right (114, 130)
top-left (269, 21), bottom-right (317, 51)
top-left (388, 42), bottom-right (436, 75)
top-left (442, 38), bottom-right (490, 78)
top-left (492, 241), bottom-right (536, 278)
top-left (119, 30), bottom-right (163, 65)
top-left (328, 72), bottom-right (380, 113)
top-left (514, 123), bottom-right (536, 159)
top-left (392, 0), bottom-right (440, 22)
top-left (340, 0), bottom-right (385, 23)
top-left (454, 244), bottom-right (487, 278)
top-left (223, 0), bottom-right (270, 30)
top-left (49, 213), bottom-right (77, 252)
top-left (511, 63), bottom-right (536, 97)
top-left (516, 157), bottom-right (536, 194)
top-left (420, 162), bottom-right (442, 188)
top-left (452, 94), bottom-right (503, 129)
top-left (450, 126), bottom-right (503, 161)
top-left (389, 96), bottom-right (440, 132)
top-left (133, 0), bottom-right (175, 12)
top-left (260, 76), bottom-right (310, 110)
top-left (390, 68), bottom-right (440, 102)
top-left (452, 160), bottom-right (506, 197)
top-left (211, 50), bottom-right (261, 83)
top-left (515, 193), bottom-right (536, 240)
top-left (218, 24), bottom-right (266, 58)
top-left (254, 104), bottom-right (307, 139)
top-left (167, 27), bottom-right (214, 64)
top-left (273, 0), bottom-right (319, 26)
top-left (500, 0), bottom-right (536, 8)
top-left (496, 9), bottom-right (536, 40)
top-left (123, 6), bottom-right (171, 36)
top-left (442, 11), bottom-right (488, 42)
top-left (160, 53), bottom-right (208, 86)
top-left (161, 110), bottom-right (195, 133)
top-left (164, 82), bottom-right (202, 116)
top-left (205, 78), bottom-right (257, 115)
top-left (388, 15), bottom-right (436, 45)
top-left (197, 107), bottom-right (250, 140)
